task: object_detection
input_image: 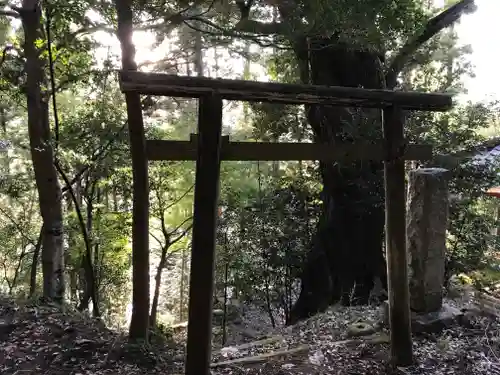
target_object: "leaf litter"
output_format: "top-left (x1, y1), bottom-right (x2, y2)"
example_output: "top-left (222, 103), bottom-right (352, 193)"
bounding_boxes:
top-left (1, 295), bottom-right (500, 375)
top-left (0, 297), bottom-right (176, 374)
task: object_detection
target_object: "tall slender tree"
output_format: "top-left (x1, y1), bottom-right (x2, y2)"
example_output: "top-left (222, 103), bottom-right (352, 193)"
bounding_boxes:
top-left (20, 0), bottom-right (64, 301)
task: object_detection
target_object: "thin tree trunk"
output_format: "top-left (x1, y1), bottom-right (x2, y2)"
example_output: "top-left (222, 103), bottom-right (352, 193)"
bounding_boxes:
top-left (115, 0), bottom-right (151, 341)
top-left (0, 106), bottom-right (9, 176)
top-left (241, 42), bottom-right (251, 124)
top-left (9, 243), bottom-right (29, 295)
top-left (496, 205), bottom-right (500, 238)
top-left (185, 51), bottom-right (192, 76)
top-left (193, 18), bottom-right (203, 77)
top-left (221, 261), bottom-right (229, 345)
top-left (93, 186), bottom-right (101, 317)
top-left (264, 275), bottom-right (276, 328)
top-left (284, 262), bottom-right (291, 322)
top-left (69, 268), bottom-right (78, 303)
top-left (122, 177), bottom-right (131, 211)
top-left (64, 192), bottom-right (78, 303)
top-left (21, 0), bottom-right (65, 302)
top-left (104, 187), bottom-right (110, 210)
top-left (113, 185), bottom-right (119, 212)
top-left (150, 244), bottom-right (169, 328)
top-left (63, 179), bottom-right (99, 317)
top-left (179, 246), bottom-right (188, 322)
top-left (29, 224), bottom-right (44, 297)
top-left (214, 46), bottom-right (219, 77)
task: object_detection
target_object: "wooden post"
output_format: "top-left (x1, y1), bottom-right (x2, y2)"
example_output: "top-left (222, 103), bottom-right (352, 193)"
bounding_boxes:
top-left (383, 106), bottom-right (413, 365)
top-left (185, 94), bottom-right (224, 375)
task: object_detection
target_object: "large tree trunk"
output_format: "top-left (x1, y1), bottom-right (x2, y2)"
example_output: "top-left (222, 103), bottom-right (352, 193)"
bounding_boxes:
top-left (288, 39), bottom-right (387, 324)
top-left (21, 0), bottom-right (65, 303)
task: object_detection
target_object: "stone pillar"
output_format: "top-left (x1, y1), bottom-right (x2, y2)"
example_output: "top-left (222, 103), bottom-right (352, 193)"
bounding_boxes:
top-left (406, 168), bottom-right (449, 313)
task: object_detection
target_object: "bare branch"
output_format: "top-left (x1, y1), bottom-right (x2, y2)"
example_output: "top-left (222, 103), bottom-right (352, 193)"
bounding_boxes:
top-left (182, 19), bottom-right (284, 49)
top-left (163, 184), bottom-right (194, 212)
top-left (386, 0), bottom-right (476, 89)
top-left (0, 3), bottom-right (19, 18)
top-left (0, 204), bottom-right (38, 247)
top-left (150, 231), bottom-right (164, 247)
top-left (67, 1), bottom-right (217, 41)
top-left (232, 0), bottom-right (282, 35)
top-left (0, 10), bottom-right (17, 17)
top-left (54, 159), bottom-right (99, 314)
top-left (233, 18), bottom-right (283, 36)
top-left (168, 216), bottom-right (193, 237)
top-left (57, 75), bottom-right (159, 193)
top-left (170, 222), bottom-right (193, 247)
top-left (61, 121), bottom-right (127, 193)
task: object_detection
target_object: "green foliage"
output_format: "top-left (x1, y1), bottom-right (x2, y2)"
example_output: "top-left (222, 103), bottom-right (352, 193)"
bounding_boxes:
top-left (389, 20), bottom-right (500, 286)
top-left (204, 0), bottom-right (500, 319)
top-left (0, 0), bottom-right (497, 332)
top-left (408, 103), bottom-right (495, 155)
top-left (94, 212), bottom-right (132, 317)
top-left (216, 170), bottom-right (321, 322)
top-left (148, 321), bottom-right (176, 348)
top-left (0, 192), bottom-right (41, 296)
top-left (294, 0), bottom-right (428, 50)
top-left (445, 160), bottom-right (500, 283)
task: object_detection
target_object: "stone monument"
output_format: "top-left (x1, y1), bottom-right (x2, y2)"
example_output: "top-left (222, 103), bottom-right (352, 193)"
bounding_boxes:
top-left (406, 167), bottom-right (449, 313)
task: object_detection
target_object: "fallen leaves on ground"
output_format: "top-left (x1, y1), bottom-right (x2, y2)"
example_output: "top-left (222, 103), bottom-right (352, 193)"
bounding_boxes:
top-left (0, 297), bottom-right (178, 374)
top-left (2, 295), bottom-right (500, 375)
top-left (209, 300), bottom-right (500, 375)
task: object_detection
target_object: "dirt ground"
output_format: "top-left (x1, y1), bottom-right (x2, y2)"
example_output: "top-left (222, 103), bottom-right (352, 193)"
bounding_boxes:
top-left (1, 293), bottom-right (500, 375)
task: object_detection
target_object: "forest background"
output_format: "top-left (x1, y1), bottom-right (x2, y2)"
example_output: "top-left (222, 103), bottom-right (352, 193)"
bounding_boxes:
top-left (0, 0), bottom-right (500, 340)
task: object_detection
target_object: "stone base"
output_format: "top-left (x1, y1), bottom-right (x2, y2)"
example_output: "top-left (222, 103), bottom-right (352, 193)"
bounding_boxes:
top-left (381, 302), bottom-right (468, 334)
top-left (346, 322), bottom-right (377, 338)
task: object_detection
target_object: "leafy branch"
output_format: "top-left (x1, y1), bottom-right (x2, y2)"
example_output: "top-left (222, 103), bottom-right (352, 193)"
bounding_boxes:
top-left (385, 0), bottom-right (476, 89)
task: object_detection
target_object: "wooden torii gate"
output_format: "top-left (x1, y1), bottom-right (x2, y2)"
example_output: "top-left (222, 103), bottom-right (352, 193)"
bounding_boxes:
top-left (115, 3), bottom-right (453, 374)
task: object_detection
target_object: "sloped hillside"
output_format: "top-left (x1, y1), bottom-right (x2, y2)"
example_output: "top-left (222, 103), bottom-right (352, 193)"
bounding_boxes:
top-left (0, 297), bottom-right (176, 375)
top-left (1, 294), bottom-right (500, 375)
top-left (209, 299), bottom-right (500, 375)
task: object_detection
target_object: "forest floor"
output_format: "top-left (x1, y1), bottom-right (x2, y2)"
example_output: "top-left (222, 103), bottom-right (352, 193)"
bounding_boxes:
top-left (1, 291), bottom-right (500, 375)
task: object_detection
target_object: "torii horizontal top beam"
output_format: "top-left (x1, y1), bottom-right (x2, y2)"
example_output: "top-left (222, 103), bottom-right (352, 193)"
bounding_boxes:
top-left (119, 71), bottom-right (453, 111)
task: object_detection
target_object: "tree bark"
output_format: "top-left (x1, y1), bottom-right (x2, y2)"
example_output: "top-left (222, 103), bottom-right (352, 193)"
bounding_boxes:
top-left (288, 39), bottom-right (387, 323)
top-left (193, 28), bottom-right (204, 77)
top-left (29, 224), bottom-right (44, 297)
top-left (21, 0), bottom-right (65, 303)
top-left (112, 185), bottom-right (119, 212)
top-left (115, 0), bottom-right (150, 341)
top-left (179, 246), bottom-right (188, 321)
top-left (149, 244), bottom-right (169, 328)
top-left (63, 176), bottom-right (99, 317)
top-left (94, 186), bottom-right (101, 298)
